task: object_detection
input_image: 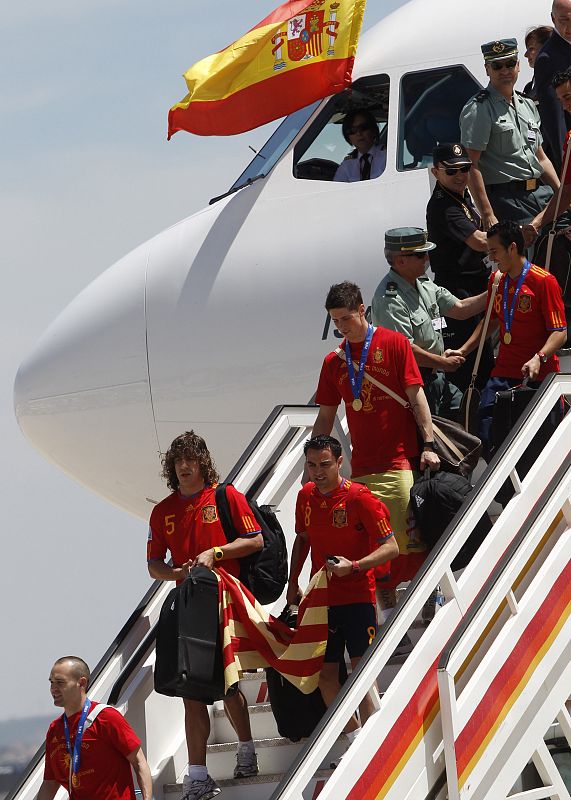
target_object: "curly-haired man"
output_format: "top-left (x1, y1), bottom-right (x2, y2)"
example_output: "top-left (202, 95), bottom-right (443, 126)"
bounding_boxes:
top-left (147, 431), bottom-right (263, 800)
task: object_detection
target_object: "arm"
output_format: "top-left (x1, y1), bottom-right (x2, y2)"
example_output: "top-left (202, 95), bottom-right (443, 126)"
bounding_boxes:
top-left (528, 182), bottom-right (571, 234)
top-left (466, 148), bottom-right (497, 229)
top-left (36, 781), bottom-right (59, 800)
top-left (405, 384), bottom-right (440, 471)
top-left (449, 315), bottom-right (499, 358)
top-left (464, 229), bottom-right (489, 251)
top-left (148, 559), bottom-right (188, 582)
top-left (535, 50), bottom-right (566, 175)
top-left (194, 533), bottom-right (263, 570)
top-left (329, 535), bottom-right (399, 578)
top-left (127, 747), bottom-right (153, 800)
top-left (522, 330), bottom-right (568, 380)
top-left (446, 291), bottom-right (487, 320)
top-left (536, 145), bottom-right (560, 191)
top-left (286, 532), bottom-right (310, 605)
top-left (311, 404), bottom-right (337, 438)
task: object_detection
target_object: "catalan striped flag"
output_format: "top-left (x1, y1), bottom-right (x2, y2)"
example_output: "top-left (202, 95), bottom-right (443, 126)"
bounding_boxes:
top-left (217, 567), bottom-right (329, 694)
top-left (168, 0), bottom-right (367, 138)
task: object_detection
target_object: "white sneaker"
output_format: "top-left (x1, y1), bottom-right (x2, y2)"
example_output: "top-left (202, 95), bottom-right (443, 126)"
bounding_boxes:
top-left (182, 775), bottom-right (220, 800)
top-left (234, 748), bottom-right (259, 778)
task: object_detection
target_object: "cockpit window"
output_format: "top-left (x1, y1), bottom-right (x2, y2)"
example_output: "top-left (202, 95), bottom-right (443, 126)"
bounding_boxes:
top-left (398, 66), bottom-right (481, 171)
top-left (292, 76), bottom-right (390, 182)
top-left (227, 102), bottom-right (321, 194)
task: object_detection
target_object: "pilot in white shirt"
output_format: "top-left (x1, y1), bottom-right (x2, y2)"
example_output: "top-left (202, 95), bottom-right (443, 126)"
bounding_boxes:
top-left (334, 108), bottom-right (387, 182)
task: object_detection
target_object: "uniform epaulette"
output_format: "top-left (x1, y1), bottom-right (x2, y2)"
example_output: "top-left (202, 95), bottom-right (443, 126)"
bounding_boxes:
top-left (475, 89), bottom-right (489, 103)
top-left (385, 281), bottom-right (398, 297)
top-left (434, 188), bottom-right (444, 199)
top-left (344, 149), bottom-right (359, 161)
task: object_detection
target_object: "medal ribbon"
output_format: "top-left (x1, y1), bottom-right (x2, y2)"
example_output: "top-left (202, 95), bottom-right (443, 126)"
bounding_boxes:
top-left (63, 697), bottom-right (91, 794)
top-left (502, 259), bottom-right (531, 339)
top-left (345, 324), bottom-right (373, 404)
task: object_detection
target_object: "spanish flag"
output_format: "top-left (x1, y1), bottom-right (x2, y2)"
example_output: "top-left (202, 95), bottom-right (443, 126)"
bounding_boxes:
top-left (168, 0), bottom-right (367, 138)
top-left (217, 567), bottom-right (329, 694)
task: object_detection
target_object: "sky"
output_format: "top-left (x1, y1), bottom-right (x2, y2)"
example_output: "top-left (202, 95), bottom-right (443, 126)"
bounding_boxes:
top-left (0, 0), bottom-right (404, 724)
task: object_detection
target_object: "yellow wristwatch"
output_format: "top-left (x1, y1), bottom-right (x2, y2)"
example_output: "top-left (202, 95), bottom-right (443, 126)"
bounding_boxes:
top-left (213, 546), bottom-right (224, 561)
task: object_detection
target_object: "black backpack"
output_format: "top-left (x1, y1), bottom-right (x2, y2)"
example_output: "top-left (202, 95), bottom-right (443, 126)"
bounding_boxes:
top-left (215, 484), bottom-right (288, 605)
top-left (409, 470), bottom-right (492, 571)
top-left (154, 565), bottom-right (227, 703)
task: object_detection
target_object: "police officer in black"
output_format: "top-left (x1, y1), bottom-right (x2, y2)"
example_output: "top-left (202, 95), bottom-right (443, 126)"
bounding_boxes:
top-left (426, 143), bottom-right (494, 392)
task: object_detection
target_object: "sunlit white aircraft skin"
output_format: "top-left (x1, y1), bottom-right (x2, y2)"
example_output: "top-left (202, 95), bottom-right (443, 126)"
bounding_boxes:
top-left (15, 0), bottom-right (549, 518)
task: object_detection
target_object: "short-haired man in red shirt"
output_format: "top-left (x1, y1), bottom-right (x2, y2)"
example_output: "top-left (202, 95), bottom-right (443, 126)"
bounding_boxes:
top-left (148, 431), bottom-right (263, 800)
top-left (450, 221), bottom-right (567, 456)
top-left (37, 656), bottom-right (152, 800)
top-left (288, 435), bottom-right (398, 749)
top-left (308, 282), bottom-right (440, 635)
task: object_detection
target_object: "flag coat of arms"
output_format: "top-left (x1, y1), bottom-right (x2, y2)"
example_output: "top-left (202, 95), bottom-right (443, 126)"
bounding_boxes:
top-left (168, 0), bottom-right (367, 138)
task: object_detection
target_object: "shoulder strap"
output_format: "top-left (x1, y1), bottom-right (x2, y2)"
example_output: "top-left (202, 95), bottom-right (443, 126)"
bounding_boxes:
top-left (335, 347), bottom-right (409, 407)
top-left (215, 483), bottom-right (238, 543)
top-left (85, 703), bottom-right (111, 729)
top-left (469, 269), bottom-right (501, 386)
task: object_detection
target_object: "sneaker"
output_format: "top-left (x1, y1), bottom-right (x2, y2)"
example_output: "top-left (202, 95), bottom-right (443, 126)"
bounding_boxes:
top-left (394, 632), bottom-right (413, 656)
top-left (234, 748), bottom-right (259, 779)
top-left (182, 775), bottom-right (220, 800)
top-left (422, 587), bottom-right (445, 624)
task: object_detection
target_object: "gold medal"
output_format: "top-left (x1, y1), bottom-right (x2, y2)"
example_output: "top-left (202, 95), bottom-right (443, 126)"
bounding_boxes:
top-left (352, 398), bottom-right (363, 411)
top-left (504, 332), bottom-right (512, 345)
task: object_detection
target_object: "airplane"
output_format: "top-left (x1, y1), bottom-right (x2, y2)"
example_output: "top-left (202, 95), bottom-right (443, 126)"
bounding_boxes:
top-left (14, 0), bottom-right (562, 521)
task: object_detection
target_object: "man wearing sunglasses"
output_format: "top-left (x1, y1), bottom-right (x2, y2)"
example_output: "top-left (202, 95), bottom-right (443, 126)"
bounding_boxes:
top-left (426, 143), bottom-right (494, 393)
top-left (460, 38), bottom-right (559, 230)
top-left (372, 228), bottom-right (487, 421)
top-left (334, 108), bottom-right (387, 182)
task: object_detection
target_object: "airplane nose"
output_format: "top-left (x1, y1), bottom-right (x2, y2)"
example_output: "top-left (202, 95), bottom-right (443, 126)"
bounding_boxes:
top-left (14, 242), bottom-right (162, 518)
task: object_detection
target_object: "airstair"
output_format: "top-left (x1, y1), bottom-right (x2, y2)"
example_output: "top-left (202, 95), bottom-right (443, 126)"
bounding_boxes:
top-left (8, 375), bottom-right (571, 800)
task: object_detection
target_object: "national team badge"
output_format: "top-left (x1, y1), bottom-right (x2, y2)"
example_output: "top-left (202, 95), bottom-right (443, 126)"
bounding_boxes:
top-left (517, 294), bottom-right (532, 313)
top-left (202, 505), bottom-right (218, 523)
top-left (333, 508), bottom-right (348, 527)
top-left (373, 348), bottom-right (384, 363)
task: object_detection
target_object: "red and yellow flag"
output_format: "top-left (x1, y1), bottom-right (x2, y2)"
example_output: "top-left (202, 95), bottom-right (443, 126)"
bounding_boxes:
top-left (217, 567), bottom-right (329, 694)
top-left (168, 0), bottom-right (367, 138)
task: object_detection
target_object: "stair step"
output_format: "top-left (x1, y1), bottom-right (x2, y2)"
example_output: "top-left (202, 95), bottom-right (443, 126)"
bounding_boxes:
top-left (165, 769), bottom-right (333, 799)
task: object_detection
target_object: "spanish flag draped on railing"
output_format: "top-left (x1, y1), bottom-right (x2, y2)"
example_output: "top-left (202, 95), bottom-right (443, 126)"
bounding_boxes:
top-left (168, 0), bottom-right (367, 138)
top-left (217, 567), bottom-right (329, 694)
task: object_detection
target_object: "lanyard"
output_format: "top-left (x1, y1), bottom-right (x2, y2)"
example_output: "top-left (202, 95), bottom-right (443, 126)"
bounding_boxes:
top-left (502, 260), bottom-right (530, 343)
top-left (63, 698), bottom-right (91, 793)
top-left (345, 324), bottom-right (373, 411)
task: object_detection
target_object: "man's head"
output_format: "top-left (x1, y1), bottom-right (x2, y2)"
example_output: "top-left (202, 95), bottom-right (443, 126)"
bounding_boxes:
top-left (384, 227), bottom-right (435, 282)
top-left (341, 108), bottom-right (380, 155)
top-left (49, 657), bottom-right (90, 711)
top-left (431, 143), bottom-right (472, 194)
top-left (481, 39), bottom-right (520, 92)
top-left (486, 220), bottom-right (525, 272)
top-left (524, 25), bottom-right (553, 68)
top-left (552, 0), bottom-right (571, 42)
top-left (162, 430), bottom-right (219, 493)
top-left (325, 281), bottom-right (368, 342)
top-left (303, 435), bottom-right (343, 493)
top-left (553, 68), bottom-right (571, 113)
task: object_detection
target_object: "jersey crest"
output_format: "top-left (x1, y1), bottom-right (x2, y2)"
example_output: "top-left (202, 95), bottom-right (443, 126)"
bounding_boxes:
top-left (332, 507), bottom-right (348, 527)
top-left (202, 505), bottom-right (218, 523)
top-left (518, 294), bottom-right (532, 313)
top-left (373, 347), bottom-right (384, 363)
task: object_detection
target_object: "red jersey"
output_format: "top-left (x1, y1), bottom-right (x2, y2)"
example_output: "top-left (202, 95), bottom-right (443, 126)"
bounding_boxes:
top-left (295, 479), bottom-right (393, 606)
top-left (147, 484), bottom-right (261, 580)
top-left (44, 702), bottom-right (140, 799)
top-left (316, 327), bottom-right (422, 476)
top-left (489, 264), bottom-right (566, 380)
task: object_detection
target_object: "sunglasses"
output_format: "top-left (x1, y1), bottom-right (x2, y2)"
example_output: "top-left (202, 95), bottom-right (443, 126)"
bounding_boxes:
top-left (438, 165), bottom-right (472, 175)
top-left (490, 59), bottom-right (518, 71)
top-left (348, 123), bottom-right (373, 135)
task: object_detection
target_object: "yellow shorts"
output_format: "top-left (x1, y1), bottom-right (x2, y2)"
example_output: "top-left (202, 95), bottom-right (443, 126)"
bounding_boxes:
top-left (354, 470), bottom-right (426, 588)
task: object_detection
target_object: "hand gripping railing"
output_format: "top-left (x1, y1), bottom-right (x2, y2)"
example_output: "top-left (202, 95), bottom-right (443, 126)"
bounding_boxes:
top-left (269, 374), bottom-right (571, 800)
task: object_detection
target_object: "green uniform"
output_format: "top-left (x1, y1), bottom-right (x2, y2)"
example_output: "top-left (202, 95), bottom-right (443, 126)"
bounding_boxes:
top-left (372, 269), bottom-right (463, 418)
top-left (459, 84), bottom-right (552, 223)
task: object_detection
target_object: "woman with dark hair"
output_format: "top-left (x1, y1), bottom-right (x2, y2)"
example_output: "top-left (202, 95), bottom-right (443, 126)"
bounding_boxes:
top-left (523, 25), bottom-right (554, 102)
top-left (334, 108), bottom-right (386, 182)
